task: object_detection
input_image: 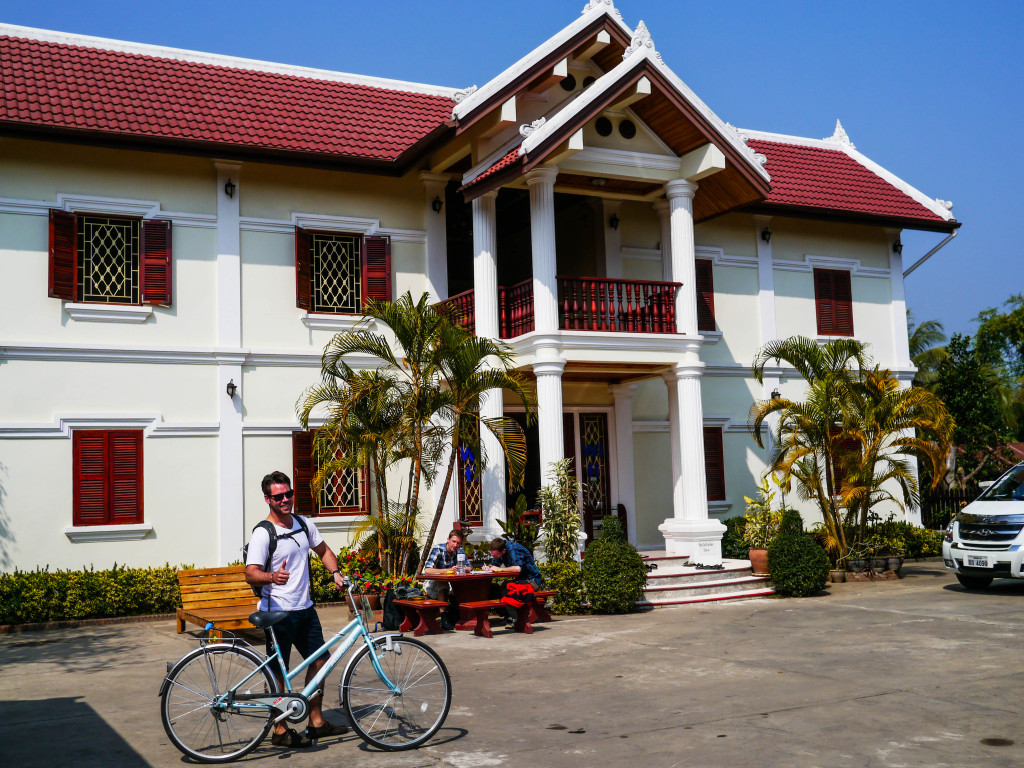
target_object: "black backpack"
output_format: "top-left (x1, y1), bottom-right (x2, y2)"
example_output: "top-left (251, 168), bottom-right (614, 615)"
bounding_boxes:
top-left (243, 516), bottom-right (310, 598)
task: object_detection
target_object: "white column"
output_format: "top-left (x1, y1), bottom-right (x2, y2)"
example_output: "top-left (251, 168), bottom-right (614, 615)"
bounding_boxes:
top-left (472, 191), bottom-right (499, 338)
top-left (214, 161), bottom-right (244, 565)
top-left (420, 172), bottom-right (450, 302)
top-left (888, 229), bottom-right (912, 370)
top-left (472, 190), bottom-right (505, 537)
top-left (665, 179), bottom-right (699, 335)
top-left (611, 383), bottom-right (637, 543)
top-left (658, 352), bottom-right (726, 563)
top-left (754, 215), bottom-right (777, 346)
top-left (603, 199), bottom-right (623, 279)
top-left (533, 355), bottom-right (566, 488)
top-left (526, 167), bottom-right (559, 334)
top-left (654, 200), bottom-right (671, 283)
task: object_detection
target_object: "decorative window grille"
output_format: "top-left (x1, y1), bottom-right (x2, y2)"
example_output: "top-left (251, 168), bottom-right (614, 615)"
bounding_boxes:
top-left (457, 425), bottom-right (484, 526)
top-left (78, 216), bottom-right (140, 304)
top-left (316, 445), bottom-right (366, 513)
top-left (580, 413), bottom-right (610, 513)
top-left (292, 430), bottom-right (367, 516)
top-left (311, 233), bottom-right (361, 313)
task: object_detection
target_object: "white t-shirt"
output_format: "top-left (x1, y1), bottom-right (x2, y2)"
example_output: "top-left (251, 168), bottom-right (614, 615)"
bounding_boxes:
top-left (245, 515), bottom-right (324, 612)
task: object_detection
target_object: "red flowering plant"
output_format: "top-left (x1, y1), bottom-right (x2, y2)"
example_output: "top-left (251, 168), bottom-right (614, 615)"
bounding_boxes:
top-left (337, 546), bottom-right (382, 592)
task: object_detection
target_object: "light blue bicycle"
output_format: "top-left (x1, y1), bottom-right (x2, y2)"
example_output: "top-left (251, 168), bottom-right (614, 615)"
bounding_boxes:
top-left (159, 580), bottom-right (452, 762)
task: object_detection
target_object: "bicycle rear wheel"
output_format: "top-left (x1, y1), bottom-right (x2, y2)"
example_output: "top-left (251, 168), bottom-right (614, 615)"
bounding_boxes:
top-left (161, 644), bottom-right (275, 763)
top-left (341, 636), bottom-right (452, 750)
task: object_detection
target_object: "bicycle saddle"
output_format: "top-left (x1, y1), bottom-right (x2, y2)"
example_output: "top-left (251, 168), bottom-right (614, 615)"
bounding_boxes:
top-left (248, 610), bottom-right (290, 628)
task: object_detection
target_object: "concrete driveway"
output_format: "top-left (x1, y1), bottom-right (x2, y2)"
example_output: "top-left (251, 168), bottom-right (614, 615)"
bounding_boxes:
top-left (1, 560), bottom-right (1022, 768)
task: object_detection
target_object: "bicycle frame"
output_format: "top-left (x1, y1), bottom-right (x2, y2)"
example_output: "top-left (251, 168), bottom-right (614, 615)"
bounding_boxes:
top-left (210, 588), bottom-right (401, 718)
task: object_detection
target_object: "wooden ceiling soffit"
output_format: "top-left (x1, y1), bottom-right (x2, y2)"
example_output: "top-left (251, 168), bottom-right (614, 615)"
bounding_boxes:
top-left (739, 202), bottom-right (962, 234)
top-left (454, 17), bottom-right (630, 136)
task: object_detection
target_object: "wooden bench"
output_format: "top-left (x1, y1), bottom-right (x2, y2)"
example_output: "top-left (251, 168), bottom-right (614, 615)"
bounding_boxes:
top-left (459, 589), bottom-right (558, 638)
top-left (393, 597), bottom-right (448, 636)
top-left (176, 565), bottom-right (258, 638)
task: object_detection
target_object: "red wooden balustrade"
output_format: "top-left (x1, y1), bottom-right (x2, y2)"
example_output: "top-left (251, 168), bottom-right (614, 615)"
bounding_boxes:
top-left (436, 277), bottom-right (680, 338)
top-left (558, 276), bottom-right (680, 334)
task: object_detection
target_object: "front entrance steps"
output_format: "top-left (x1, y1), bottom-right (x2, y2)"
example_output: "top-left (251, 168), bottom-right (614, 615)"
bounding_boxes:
top-left (637, 552), bottom-right (774, 607)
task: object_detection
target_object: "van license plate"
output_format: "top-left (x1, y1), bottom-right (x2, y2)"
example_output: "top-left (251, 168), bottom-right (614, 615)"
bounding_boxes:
top-left (966, 555), bottom-right (990, 568)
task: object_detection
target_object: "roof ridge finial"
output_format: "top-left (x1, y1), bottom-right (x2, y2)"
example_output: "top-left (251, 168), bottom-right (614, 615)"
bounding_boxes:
top-left (581, 0), bottom-right (620, 17)
top-left (623, 20), bottom-right (661, 61)
top-left (825, 119), bottom-right (855, 149)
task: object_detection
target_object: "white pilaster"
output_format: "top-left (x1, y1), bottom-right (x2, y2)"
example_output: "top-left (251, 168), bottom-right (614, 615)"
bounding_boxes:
top-left (472, 191), bottom-right (499, 338)
top-left (533, 355), bottom-right (566, 487)
top-left (421, 172), bottom-right (450, 303)
top-left (754, 215), bottom-right (777, 346)
top-left (603, 199), bottom-right (623, 279)
top-left (665, 179), bottom-right (699, 335)
top-left (472, 190), bottom-right (504, 537)
top-left (888, 230), bottom-right (912, 369)
top-left (611, 383), bottom-right (637, 543)
top-left (214, 161), bottom-right (244, 565)
top-left (654, 200), bottom-right (671, 283)
top-left (659, 351), bottom-right (726, 563)
top-left (526, 167), bottom-right (559, 334)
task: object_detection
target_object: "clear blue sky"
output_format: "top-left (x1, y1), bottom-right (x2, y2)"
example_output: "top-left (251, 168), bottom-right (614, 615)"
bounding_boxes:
top-left (3, 0), bottom-right (1020, 341)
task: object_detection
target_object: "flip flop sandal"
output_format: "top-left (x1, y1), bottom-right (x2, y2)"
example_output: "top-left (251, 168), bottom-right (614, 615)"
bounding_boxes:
top-left (271, 727), bottom-right (312, 748)
top-left (310, 721), bottom-right (349, 738)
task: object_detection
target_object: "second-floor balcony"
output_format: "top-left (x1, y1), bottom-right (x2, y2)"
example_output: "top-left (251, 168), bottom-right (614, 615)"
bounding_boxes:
top-left (438, 276), bottom-right (681, 339)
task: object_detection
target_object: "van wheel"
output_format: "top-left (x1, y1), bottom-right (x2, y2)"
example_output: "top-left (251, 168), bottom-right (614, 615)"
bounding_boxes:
top-left (956, 574), bottom-right (993, 590)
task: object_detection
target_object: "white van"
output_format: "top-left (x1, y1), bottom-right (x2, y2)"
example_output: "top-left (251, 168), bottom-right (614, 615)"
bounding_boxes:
top-left (942, 463), bottom-right (1024, 589)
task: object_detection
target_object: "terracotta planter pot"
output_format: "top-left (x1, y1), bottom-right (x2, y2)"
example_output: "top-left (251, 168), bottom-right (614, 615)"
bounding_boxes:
top-left (829, 569), bottom-right (847, 583)
top-left (748, 547), bottom-right (769, 575)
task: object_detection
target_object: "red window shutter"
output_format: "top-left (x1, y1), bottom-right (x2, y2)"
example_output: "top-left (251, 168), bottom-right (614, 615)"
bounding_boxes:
top-left (814, 269), bottom-right (834, 335)
top-left (141, 219), bottom-right (173, 306)
top-left (814, 269), bottom-right (853, 336)
top-left (48, 210), bottom-right (77, 301)
top-left (73, 431), bottom-right (109, 525)
top-left (362, 235), bottom-right (392, 306)
top-left (292, 430), bottom-right (319, 516)
top-left (109, 431), bottom-right (143, 524)
top-left (703, 427), bottom-right (726, 501)
top-left (295, 227), bottom-right (312, 311)
top-left (695, 258), bottom-right (715, 332)
top-left (832, 271), bottom-right (853, 336)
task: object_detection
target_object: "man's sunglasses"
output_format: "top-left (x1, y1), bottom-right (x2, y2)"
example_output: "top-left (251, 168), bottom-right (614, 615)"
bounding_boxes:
top-left (269, 490), bottom-right (295, 502)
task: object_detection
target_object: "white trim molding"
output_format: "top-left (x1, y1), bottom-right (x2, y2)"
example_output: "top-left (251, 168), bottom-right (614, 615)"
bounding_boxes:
top-left (64, 523), bottom-right (154, 542)
top-left (0, 414), bottom-right (219, 439)
top-left (240, 213), bottom-right (427, 244)
top-left (633, 416), bottom-right (751, 434)
top-left (301, 313), bottom-right (368, 332)
top-left (773, 253), bottom-right (891, 278)
top-left (64, 303), bottom-right (153, 324)
top-left (696, 245), bottom-right (758, 269)
top-left (0, 193), bottom-right (216, 228)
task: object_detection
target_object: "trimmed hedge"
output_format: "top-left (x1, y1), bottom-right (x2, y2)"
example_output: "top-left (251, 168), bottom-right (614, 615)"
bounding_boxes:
top-left (767, 510), bottom-right (829, 597)
top-left (722, 516), bottom-right (750, 559)
top-left (581, 517), bottom-right (647, 614)
top-left (0, 564), bottom-right (183, 625)
top-left (539, 561), bottom-right (585, 615)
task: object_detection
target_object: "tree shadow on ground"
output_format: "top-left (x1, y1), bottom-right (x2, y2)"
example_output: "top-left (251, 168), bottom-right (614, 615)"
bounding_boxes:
top-left (0, 630), bottom-right (140, 674)
top-left (0, 697), bottom-right (149, 768)
top-left (0, 460), bottom-right (13, 571)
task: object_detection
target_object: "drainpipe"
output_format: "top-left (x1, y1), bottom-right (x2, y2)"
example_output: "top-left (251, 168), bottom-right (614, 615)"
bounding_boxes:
top-left (903, 229), bottom-right (958, 278)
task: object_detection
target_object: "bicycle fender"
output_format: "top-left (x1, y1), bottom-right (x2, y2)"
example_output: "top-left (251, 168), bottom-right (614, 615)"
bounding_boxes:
top-left (340, 632), bottom-right (403, 683)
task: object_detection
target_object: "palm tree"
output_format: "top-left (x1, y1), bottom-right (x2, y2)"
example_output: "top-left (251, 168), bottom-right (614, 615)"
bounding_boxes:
top-left (837, 366), bottom-right (954, 549)
top-left (907, 310), bottom-right (947, 391)
top-left (298, 291), bottom-right (532, 576)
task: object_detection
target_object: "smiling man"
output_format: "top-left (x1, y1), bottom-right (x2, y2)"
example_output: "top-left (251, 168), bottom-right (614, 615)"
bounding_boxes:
top-left (244, 470), bottom-right (348, 749)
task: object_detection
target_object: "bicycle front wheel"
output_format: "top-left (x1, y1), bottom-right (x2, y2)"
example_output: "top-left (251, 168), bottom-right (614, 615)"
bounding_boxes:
top-left (341, 636), bottom-right (452, 750)
top-left (161, 644), bottom-right (275, 763)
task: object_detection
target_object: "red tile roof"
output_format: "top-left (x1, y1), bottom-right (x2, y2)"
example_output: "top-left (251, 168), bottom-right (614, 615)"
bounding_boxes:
top-left (0, 34), bottom-right (455, 163)
top-left (748, 138), bottom-right (947, 225)
top-left (459, 146), bottom-right (522, 192)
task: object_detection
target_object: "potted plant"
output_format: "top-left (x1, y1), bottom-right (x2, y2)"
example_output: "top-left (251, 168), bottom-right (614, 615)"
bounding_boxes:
top-left (742, 477), bottom-right (784, 575)
top-left (829, 556), bottom-right (847, 583)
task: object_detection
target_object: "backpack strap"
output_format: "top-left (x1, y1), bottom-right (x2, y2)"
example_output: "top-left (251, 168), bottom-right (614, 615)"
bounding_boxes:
top-left (254, 520), bottom-right (278, 575)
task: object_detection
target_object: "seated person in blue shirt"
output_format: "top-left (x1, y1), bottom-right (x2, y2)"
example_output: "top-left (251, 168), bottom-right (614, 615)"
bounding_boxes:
top-left (483, 538), bottom-right (544, 628)
top-left (421, 529), bottom-right (466, 630)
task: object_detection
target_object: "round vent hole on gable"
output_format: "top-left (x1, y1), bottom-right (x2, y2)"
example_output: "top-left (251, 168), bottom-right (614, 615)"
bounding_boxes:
top-left (560, 74), bottom-right (577, 91)
top-left (595, 117), bottom-right (613, 137)
top-left (582, 76), bottom-right (596, 88)
top-left (618, 119), bottom-right (637, 139)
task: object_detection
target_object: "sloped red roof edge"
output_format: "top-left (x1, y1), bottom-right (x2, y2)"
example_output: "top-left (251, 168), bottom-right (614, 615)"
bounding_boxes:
top-left (742, 202), bottom-right (961, 234)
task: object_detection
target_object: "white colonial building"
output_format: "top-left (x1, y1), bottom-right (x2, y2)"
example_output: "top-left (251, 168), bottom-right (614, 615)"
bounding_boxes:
top-left (0, 1), bottom-right (958, 573)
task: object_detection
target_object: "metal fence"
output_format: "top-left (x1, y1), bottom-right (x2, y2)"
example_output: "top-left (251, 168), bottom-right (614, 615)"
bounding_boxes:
top-left (920, 485), bottom-right (981, 529)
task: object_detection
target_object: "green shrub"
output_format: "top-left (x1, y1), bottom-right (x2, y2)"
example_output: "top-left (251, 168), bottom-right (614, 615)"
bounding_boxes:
top-left (581, 516), bottom-right (647, 613)
top-left (767, 510), bottom-right (829, 597)
top-left (722, 516), bottom-right (750, 559)
top-left (0, 564), bottom-right (183, 625)
top-left (539, 561), bottom-right (585, 615)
